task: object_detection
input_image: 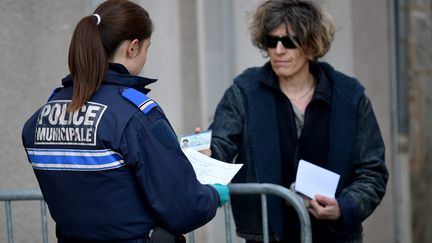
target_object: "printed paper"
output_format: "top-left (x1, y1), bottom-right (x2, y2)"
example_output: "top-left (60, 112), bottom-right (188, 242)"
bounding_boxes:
top-left (182, 148), bottom-right (243, 185)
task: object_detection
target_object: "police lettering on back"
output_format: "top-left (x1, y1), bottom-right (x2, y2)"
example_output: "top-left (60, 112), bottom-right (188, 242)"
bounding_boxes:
top-left (35, 100), bottom-right (107, 145)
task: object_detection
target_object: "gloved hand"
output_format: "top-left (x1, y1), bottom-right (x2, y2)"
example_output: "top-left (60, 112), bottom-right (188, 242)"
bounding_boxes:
top-left (210, 184), bottom-right (230, 206)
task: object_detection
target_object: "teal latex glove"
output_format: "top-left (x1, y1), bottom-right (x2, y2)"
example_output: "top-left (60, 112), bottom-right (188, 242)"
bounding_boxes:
top-left (210, 184), bottom-right (230, 206)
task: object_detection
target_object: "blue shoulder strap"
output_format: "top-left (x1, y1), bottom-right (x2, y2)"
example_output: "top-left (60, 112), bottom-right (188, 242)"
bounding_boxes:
top-left (121, 88), bottom-right (158, 114)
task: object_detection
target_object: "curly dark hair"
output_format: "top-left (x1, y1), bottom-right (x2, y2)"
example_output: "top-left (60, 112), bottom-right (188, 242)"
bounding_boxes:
top-left (250, 0), bottom-right (335, 59)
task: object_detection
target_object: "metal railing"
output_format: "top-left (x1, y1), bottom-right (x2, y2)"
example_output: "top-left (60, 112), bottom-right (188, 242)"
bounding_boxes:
top-left (1, 183), bottom-right (311, 243)
top-left (226, 183), bottom-right (311, 243)
top-left (0, 189), bottom-right (48, 243)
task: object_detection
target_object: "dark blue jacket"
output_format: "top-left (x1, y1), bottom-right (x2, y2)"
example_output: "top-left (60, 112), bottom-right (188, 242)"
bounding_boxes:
top-left (22, 64), bottom-right (219, 241)
top-left (210, 61), bottom-right (388, 242)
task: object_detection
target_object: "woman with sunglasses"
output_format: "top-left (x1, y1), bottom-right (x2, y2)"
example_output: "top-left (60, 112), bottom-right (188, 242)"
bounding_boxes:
top-left (205, 0), bottom-right (388, 242)
top-left (21, 0), bottom-right (229, 242)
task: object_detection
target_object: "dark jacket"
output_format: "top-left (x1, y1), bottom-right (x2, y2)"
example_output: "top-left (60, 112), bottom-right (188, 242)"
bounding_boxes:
top-left (209, 61), bottom-right (388, 242)
top-left (22, 64), bottom-right (219, 241)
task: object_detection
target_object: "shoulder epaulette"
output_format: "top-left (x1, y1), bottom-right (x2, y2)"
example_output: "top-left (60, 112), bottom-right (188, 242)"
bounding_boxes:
top-left (121, 88), bottom-right (158, 114)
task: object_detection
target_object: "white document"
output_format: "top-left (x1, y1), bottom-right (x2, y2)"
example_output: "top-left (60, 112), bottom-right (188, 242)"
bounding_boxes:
top-left (295, 159), bottom-right (340, 199)
top-left (179, 130), bottom-right (212, 151)
top-left (182, 148), bottom-right (243, 185)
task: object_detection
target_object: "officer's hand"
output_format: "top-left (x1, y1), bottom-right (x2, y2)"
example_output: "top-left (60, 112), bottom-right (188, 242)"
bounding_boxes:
top-left (194, 127), bottom-right (212, 157)
top-left (307, 194), bottom-right (341, 220)
top-left (210, 184), bottom-right (230, 206)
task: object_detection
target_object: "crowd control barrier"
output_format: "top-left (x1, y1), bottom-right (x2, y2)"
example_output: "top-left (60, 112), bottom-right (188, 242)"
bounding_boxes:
top-left (0, 189), bottom-right (48, 243)
top-left (1, 183), bottom-right (312, 243)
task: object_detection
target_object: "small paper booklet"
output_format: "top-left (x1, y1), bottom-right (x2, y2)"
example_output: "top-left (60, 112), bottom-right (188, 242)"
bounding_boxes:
top-left (179, 130), bottom-right (212, 151)
top-left (182, 148), bottom-right (243, 185)
top-left (294, 159), bottom-right (340, 199)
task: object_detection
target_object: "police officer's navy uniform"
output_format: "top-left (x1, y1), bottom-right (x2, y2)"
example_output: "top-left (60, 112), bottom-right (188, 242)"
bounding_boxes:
top-left (22, 64), bottom-right (219, 242)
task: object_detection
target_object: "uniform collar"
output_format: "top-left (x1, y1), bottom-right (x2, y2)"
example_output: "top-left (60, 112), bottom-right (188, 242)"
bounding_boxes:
top-left (260, 61), bottom-right (331, 105)
top-left (61, 63), bottom-right (157, 89)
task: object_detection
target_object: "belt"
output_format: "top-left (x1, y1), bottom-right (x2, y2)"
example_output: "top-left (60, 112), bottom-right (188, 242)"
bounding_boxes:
top-left (57, 234), bottom-right (146, 243)
top-left (58, 238), bottom-right (146, 243)
top-left (56, 225), bottom-right (148, 243)
top-left (58, 237), bottom-right (146, 243)
top-left (56, 228), bottom-right (183, 243)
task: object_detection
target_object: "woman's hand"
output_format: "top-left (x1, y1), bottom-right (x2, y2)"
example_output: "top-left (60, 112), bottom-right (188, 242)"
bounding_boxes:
top-left (307, 194), bottom-right (341, 220)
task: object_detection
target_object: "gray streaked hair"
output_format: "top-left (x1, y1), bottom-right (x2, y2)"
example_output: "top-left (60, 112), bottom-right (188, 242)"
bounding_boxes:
top-left (250, 0), bottom-right (335, 59)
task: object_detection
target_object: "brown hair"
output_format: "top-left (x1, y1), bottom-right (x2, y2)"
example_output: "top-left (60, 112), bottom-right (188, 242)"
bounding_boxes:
top-left (68, 0), bottom-right (153, 111)
top-left (250, 0), bottom-right (335, 59)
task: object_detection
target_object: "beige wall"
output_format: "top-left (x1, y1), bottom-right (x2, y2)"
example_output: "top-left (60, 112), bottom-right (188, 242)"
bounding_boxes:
top-left (0, 1), bottom-right (86, 242)
top-left (351, 1), bottom-right (394, 242)
top-left (0, 0), bottom-right (395, 242)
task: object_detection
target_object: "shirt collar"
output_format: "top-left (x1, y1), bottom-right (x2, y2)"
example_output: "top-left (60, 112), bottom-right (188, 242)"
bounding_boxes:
top-left (61, 63), bottom-right (157, 90)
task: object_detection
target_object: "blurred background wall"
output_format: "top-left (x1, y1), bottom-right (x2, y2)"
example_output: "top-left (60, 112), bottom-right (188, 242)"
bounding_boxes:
top-left (0, 0), bottom-right (430, 242)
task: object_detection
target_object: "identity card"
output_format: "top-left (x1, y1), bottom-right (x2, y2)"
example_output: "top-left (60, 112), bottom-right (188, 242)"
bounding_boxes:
top-left (179, 130), bottom-right (212, 151)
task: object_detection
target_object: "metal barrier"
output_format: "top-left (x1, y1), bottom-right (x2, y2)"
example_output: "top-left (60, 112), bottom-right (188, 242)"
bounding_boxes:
top-left (226, 183), bottom-right (312, 243)
top-left (1, 183), bottom-right (311, 243)
top-left (0, 189), bottom-right (48, 243)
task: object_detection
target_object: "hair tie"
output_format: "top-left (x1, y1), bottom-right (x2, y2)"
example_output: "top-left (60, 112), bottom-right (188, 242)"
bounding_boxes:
top-left (93, 13), bottom-right (101, 26)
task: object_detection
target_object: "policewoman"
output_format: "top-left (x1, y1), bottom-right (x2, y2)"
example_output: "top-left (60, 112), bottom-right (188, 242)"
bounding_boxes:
top-left (21, 0), bottom-right (229, 242)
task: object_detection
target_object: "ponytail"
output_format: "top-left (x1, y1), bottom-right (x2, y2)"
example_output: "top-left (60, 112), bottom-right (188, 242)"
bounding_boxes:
top-left (66, 0), bottom-right (153, 112)
top-left (68, 15), bottom-right (107, 112)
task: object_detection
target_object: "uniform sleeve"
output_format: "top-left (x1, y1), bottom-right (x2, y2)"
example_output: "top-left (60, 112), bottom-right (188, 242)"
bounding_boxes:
top-left (209, 84), bottom-right (245, 163)
top-left (120, 108), bottom-right (219, 234)
top-left (335, 94), bottom-right (389, 232)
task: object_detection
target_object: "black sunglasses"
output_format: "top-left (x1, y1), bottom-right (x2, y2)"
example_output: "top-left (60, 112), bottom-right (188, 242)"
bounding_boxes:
top-left (264, 35), bottom-right (299, 49)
